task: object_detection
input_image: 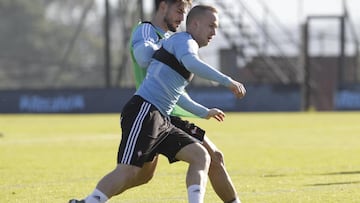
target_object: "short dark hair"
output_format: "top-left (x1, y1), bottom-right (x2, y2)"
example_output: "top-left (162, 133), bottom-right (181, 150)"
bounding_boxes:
top-left (186, 5), bottom-right (218, 26)
top-left (154, 0), bottom-right (192, 11)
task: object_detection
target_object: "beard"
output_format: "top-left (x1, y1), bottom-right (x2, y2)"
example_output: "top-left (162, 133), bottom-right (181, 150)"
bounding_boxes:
top-left (164, 16), bottom-right (177, 32)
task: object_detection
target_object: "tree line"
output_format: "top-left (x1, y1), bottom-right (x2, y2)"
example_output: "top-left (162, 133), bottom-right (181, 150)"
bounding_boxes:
top-left (0, 0), bottom-right (143, 89)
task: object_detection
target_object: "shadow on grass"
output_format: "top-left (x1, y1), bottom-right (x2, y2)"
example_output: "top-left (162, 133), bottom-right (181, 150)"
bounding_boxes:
top-left (263, 170), bottom-right (360, 178)
top-left (262, 174), bottom-right (288, 177)
top-left (319, 171), bottom-right (360, 175)
top-left (305, 181), bottom-right (360, 186)
top-left (262, 170), bottom-right (360, 187)
top-left (305, 170), bottom-right (360, 186)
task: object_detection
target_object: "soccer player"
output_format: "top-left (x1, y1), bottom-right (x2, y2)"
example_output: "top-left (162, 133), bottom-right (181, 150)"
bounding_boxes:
top-left (69, 3), bottom-right (245, 203)
top-left (130, 1), bottom-right (242, 203)
top-left (134, 4), bottom-right (246, 201)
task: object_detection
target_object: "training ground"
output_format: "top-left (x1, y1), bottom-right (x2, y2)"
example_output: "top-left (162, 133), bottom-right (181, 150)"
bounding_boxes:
top-left (1, 112), bottom-right (360, 202)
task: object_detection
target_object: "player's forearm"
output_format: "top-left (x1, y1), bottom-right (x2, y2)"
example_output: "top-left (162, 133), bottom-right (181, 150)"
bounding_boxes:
top-left (177, 92), bottom-right (209, 118)
top-left (181, 54), bottom-right (233, 87)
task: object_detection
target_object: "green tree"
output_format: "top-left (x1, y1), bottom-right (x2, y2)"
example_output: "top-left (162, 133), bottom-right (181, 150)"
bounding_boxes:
top-left (0, 0), bottom-right (104, 89)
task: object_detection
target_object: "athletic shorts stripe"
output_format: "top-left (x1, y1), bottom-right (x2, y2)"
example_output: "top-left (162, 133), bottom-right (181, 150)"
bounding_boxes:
top-left (121, 101), bottom-right (151, 164)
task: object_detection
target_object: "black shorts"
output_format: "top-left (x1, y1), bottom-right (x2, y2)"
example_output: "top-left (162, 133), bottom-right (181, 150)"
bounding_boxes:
top-left (169, 116), bottom-right (205, 142)
top-left (117, 95), bottom-right (200, 167)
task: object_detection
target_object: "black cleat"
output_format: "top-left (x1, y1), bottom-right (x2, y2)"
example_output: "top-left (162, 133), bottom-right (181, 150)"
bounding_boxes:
top-left (68, 199), bottom-right (85, 203)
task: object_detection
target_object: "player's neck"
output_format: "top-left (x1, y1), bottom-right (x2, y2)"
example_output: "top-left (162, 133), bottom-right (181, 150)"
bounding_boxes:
top-left (152, 14), bottom-right (168, 32)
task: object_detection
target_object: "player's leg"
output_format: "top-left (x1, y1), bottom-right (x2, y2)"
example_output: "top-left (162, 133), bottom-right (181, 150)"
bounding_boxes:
top-left (78, 152), bottom-right (159, 203)
top-left (69, 96), bottom-right (162, 203)
top-left (175, 142), bottom-right (210, 203)
top-left (68, 163), bottom-right (144, 203)
top-left (104, 95), bottom-right (159, 195)
top-left (95, 163), bottom-right (143, 198)
top-left (175, 142), bottom-right (210, 187)
top-left (203, 136), bottom-right (241, 203)
top-left (129, 155), bottom-right (159, 188)
top-left (158, 126), bottom-right (211, 203)
top-left (170, 116), bottom-right (241, 203)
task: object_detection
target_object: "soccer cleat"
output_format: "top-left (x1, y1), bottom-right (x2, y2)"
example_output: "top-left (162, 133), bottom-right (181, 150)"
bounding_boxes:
top-left (68, 199), bottom-right (85, 203)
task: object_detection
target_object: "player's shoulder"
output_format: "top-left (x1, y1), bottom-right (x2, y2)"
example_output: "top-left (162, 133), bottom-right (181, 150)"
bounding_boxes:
top-left (167, 32), bottom-right (192, 44)
top-left (169, 32), bottom-right (196, 47)
top-left (133, 22), bottom-right (153, 33)
top-left (171, 32), bottom-right (191, 39)
top-left (132, 22), bottom-right (159, 40)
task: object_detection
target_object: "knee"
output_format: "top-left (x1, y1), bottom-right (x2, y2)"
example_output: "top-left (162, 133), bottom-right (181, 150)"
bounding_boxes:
top-left (176, 143), bottom-right (211, 169)
top-left (98, 164), bottom-right (141, 196)
top-left (210, 150), bottom-right (225, 168)
top-left (114, 165), bottom-right (140, 183)
top-left (131, 159), bottom-right (158, 186)
top-left (192, 144), bottom-right (211, 169)
top-left (123, 170), bottom-right (152, 190)
top-left (134, 170), bottom-right (155, 185)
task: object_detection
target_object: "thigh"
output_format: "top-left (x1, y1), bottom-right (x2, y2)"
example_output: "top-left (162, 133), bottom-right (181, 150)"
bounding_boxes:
top-left (170, 115), bottom-right (206, 142)
top-left (157, 125), bottom-right (199, 163)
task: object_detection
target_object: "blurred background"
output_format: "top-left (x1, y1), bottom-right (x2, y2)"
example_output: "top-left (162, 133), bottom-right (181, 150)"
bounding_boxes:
top-left (0, 0), bottom-right (359, 113)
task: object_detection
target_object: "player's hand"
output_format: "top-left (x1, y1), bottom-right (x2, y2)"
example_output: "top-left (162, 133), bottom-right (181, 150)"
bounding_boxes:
top-left (228, 79), bottom-right (246, 99)
top-left (205, 108), bottom-right (225, 122)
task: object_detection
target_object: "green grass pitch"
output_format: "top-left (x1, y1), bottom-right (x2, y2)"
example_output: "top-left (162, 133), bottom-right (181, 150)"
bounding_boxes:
top-left (1, 112), bottom-right (360, 202)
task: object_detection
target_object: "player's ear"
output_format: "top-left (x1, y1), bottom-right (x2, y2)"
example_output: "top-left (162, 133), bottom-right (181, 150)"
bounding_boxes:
top-left (187, 18), bottom-right (197, 31)
top-left (194, 20), bottom-right (200, 29)
top-left (159, 1), bottom-right (168, 13)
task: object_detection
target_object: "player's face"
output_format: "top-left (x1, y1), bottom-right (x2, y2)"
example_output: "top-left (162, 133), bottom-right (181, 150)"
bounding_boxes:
top-left (164, 2), bottom-right (187, 32)
top-left (194, 11), bottom-right (219, 47)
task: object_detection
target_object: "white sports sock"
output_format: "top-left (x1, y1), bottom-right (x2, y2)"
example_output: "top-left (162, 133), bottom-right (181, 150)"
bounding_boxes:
top-left (187, 184), bottom-right (205, 203)
top-left (230, 198), bottom-right (241, 203)
top-left (85, 188), bottom-right (109, 203)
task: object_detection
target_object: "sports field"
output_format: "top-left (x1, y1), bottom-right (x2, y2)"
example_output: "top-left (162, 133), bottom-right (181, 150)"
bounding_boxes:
top-left (1, 112), bottom-right (360, 203)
